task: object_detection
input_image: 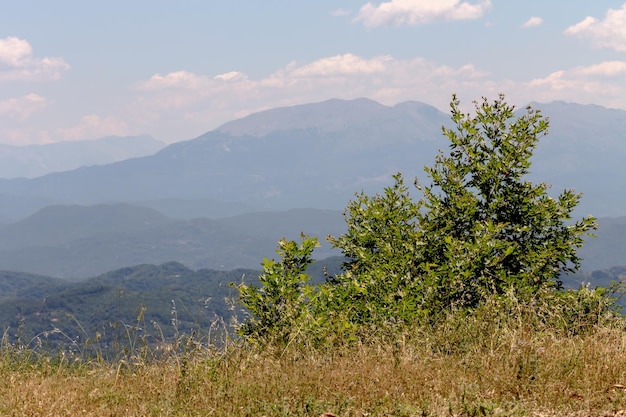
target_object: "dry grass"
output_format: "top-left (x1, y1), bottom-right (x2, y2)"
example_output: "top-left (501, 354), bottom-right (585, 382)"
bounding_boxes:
top-left (2, 322), bottom-right (626, 417)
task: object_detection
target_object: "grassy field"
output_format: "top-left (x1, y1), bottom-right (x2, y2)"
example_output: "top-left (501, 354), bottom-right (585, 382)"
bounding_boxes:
top-left (2, 308), bottom-right (626, 417)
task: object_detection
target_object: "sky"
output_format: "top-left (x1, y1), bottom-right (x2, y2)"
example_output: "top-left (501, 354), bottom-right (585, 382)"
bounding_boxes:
top-left (1, 0), bottom-right (626, 145)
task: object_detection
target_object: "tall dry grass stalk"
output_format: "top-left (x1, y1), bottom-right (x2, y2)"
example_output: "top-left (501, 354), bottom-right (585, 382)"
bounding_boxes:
top-left (2, 316), bottom-right (626, 416)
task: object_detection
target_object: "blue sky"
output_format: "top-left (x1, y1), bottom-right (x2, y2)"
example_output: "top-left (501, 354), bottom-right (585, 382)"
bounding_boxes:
top-left (1, 1), bottom-right (625, 145)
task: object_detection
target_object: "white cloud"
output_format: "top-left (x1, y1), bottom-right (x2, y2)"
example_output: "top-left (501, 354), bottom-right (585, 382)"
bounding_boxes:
top-left (0, 37), bottom-right (32, 66)
top-left (214, 71), bottom-right (248, 82)
top-left (354, 0), bottom-right (491, 28)
top-left (0, 93), bottom-right (47, 121)
top-left (527, 71), bottom-right (573, 91)
top-left (56, 115), bottom-right (130, 141)
top-left (566, 16), bottom-right (597, 34)
top-left (565, 4), bottom-right (626, 52)
top-left (521, 16), bottom-right (543, 28)
top-left (287, 54), bottom-right (391, 77)
top-left (137, 70), bottom-right (209, 90)
top-left (525, 61), bottom-right (626, 107)
top-left (0, 37), bottom-right (70, 82)
top-left (579, 61), bottom-right (626, 77)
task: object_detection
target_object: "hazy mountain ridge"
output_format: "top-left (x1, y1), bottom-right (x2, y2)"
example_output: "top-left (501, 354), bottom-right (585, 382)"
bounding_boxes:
top-left (528, 101), bottom-right (626, 216)
top-left (0, 203), bottom-right (173, 251)
top-left (0, 98), bottom-right (452, 213)
top-left (576, 216), bottom-right (626, 272)
top-left (0, 202), bottom-right (621, 280)
top-left (0, 204), bottom-right (345, 279)
top-left (0, 135), bottom-right (166, 179)
top-left (216, 98), bottom-right (448, 139)
top-left (133, 198), bottom-right (258, 220)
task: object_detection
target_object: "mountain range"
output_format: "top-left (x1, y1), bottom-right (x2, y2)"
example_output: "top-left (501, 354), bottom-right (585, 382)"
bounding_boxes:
top-left (0, 99), bottom-right (450, 220)
top-left (0, 97), bottom-right (624, 278)
top-left (0, 98), bottom-right (623, 221)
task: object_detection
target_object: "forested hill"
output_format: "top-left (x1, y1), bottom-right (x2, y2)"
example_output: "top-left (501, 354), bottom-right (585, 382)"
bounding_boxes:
top-left (0, 257), bottom-right (343, 349)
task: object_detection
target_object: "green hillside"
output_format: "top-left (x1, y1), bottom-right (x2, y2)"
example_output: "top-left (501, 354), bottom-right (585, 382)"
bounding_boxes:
top-left (0, 257), bottom-right (344, 353)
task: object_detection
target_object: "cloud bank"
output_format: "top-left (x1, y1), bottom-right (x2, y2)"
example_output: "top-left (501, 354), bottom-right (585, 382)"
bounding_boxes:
top-left (125, 52), bottom-right (626, 142)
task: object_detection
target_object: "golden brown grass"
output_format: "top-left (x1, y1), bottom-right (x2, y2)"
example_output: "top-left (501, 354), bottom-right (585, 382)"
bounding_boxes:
top-left (2, 321), bottom-right (626, 417)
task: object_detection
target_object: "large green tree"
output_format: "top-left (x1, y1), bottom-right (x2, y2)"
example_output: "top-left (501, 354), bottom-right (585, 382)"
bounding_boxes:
top-left (327, 94), bottom-right (597, 323)
top-left (417, 94), bottom-right (597, 306)
top-left (238, 95), bottom-right (599, 341)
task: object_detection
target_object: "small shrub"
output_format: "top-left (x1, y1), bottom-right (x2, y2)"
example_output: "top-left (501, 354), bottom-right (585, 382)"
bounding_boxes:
top-left (235, 235), bottom-right (319, 346)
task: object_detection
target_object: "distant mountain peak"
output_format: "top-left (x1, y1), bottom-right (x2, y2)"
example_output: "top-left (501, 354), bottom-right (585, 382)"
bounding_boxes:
top-left (215, 97), bottom-right (446, 138)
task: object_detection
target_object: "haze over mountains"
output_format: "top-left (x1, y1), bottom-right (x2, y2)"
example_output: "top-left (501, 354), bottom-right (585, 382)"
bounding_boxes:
top-left (0, 135), bottom-right (165, 179)
top-left (0, 97), bottom-right (624, 280)
top-left (0, 99), bottom-right (449, 218)
top-left (0, 204), bottom-right (344, 279)
top-left (1, 98), bottom-right (624, 218)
